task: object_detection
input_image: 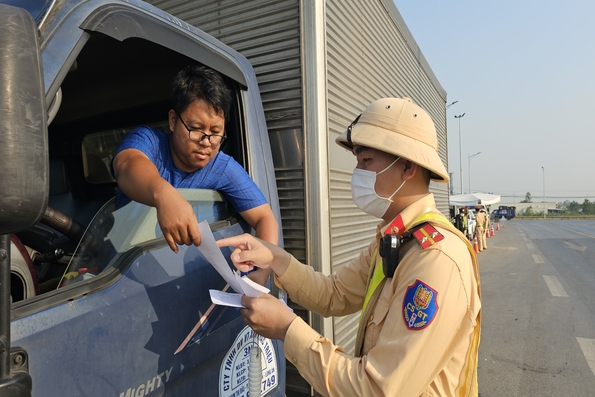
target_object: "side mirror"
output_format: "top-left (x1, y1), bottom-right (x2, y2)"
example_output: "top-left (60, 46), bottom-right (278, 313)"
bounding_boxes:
top-left (0, 5), bottom-right (49, 234)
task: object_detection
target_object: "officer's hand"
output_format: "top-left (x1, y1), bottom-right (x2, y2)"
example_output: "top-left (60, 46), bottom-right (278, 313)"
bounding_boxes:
top-left (240, 293), bottom-right (297, 341)
top-left (217, 234), bottom-right (291, 276)
top-left (155, 192), bottom-right (201, 253)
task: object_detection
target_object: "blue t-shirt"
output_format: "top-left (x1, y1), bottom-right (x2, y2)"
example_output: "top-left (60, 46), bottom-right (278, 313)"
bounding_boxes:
top-left (112, 126), bottom-right (267, 212)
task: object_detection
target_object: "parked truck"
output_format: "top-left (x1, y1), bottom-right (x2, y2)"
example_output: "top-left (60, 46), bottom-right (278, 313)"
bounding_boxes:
top-left (1, 0), bottom-right (448, 396)
top-left (492, 206), bottom-right (517, 220)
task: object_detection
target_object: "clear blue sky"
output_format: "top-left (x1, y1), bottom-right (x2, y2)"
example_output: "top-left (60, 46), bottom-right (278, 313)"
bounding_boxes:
top-left (395, 1), bottom-right (595, 203)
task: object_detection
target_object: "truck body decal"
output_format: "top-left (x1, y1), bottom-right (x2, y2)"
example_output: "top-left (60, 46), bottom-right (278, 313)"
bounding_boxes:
top-left (119, 367), bottom-right (173, 397)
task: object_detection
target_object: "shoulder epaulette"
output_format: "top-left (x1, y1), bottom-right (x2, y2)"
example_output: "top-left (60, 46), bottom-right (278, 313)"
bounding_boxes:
top-left (412, 223), bottom-right (444, 249)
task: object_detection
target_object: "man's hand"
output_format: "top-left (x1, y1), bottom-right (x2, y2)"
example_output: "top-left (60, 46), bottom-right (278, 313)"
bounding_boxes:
top-left (240, 293), bottom-right (297, 341)
top-left (217, 234), bottom-right (291, 276)
top-left (155, 192), bottom-right (201, 253)
top-left (113, 149), bottom-right (201, 253)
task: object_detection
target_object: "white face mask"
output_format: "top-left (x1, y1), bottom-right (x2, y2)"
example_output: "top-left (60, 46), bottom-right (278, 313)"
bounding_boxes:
top-left (351, 157), bottom-right (406, 218)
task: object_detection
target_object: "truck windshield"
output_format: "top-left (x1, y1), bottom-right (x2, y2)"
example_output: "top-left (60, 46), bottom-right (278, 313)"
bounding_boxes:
top-left (59, 189), bottom-right (229, 287)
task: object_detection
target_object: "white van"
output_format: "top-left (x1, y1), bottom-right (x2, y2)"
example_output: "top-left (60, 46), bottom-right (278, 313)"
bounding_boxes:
top-left (467, 209), bottom-right (477, 240)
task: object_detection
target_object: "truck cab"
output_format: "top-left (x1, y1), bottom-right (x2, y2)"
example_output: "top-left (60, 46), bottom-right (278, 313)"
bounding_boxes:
top-left (497, 206), bottom-right (516, 220)
top-left (0, 1), bottom-right (284, 396)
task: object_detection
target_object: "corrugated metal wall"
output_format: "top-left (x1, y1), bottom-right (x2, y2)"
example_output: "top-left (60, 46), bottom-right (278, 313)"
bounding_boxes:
top-left (146, 1), bottom-right (448, 395)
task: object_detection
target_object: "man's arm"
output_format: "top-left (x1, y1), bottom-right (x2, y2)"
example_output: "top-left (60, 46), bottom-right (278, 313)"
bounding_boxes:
top-left (237, 204), bottom-right (279, 285)
top-left (113, 148), bottom-right (201, 252)
top-left (239, 204), bottom-right (278, 245)
top-left (218, 233), bottom-right (371, 317)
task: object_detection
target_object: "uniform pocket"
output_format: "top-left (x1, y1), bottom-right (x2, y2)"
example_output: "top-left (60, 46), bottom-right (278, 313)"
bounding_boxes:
top-left (365, 292), bottom-right (391, 348)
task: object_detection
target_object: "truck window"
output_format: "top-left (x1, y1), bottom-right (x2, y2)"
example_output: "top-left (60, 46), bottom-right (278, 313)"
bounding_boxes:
top-left (57, 189), bottom-right (229, 289)
top-left (81, 129), bottom-right (127, 184)
top-left (81, 121), bottom-right (168, 185)
top-left (13, 31), bottom-right (248, 304)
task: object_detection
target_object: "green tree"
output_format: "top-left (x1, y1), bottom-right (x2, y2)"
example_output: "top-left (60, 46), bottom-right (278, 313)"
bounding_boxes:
top-left (568, 201), bottom-right (580, 213)
top-left (583, 199), bottom-right (594, 215)
top-left (521, 192), bottom-right (532, 203)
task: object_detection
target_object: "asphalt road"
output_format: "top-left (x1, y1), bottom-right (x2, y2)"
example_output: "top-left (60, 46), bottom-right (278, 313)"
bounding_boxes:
top-left (477, 219), bottom-right (595, 396)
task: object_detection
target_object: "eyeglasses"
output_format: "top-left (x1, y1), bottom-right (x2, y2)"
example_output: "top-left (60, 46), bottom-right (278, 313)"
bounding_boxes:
top-left (175, 110), bottom-right (227, 145)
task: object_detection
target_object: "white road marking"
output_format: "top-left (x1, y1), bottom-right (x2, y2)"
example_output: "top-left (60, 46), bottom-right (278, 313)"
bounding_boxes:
top-left (564, 241), bottom-right (587, 252)
top-left (523, 237), bottom-right (528, 242)
top-left (542, 275), bottom-right (568, 297)
top-left (577, 337), bottom-right (595, 377)
top-left (558, 226), bottom-right (595, 239)
top-left (532, 254), bottom-right (545, 263)
top-left (527, 243), bottom-right (534, 249)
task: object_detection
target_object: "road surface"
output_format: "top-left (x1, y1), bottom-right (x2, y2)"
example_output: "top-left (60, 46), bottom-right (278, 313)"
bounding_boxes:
top-left (478, 219), bottom-right (595, 396)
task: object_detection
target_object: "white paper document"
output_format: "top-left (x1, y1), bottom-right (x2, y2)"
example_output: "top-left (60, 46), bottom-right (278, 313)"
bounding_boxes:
top-left (209, 289), bottom-right (244, 308)
top-left (197, 221), bottom-right (269, 305)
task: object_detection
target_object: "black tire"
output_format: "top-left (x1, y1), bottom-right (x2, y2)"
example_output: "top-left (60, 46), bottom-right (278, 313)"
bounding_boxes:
top-left (11, 240), bottom-right (37, 302)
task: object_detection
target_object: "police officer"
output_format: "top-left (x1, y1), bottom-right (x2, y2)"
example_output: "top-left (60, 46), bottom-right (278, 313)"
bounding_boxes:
top-left (218, 97), bottom-right (482, 396)
top-left (485, 208), bottom-right (491, 239)
top-left (455, 207), bottom-right (468, 236)
top-left (462, 207), bottom-right (469, 238)
top-left (475, 205), bottom-right (487, 251)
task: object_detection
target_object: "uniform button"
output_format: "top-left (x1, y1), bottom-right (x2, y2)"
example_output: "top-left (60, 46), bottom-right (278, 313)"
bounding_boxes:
top-left (291, 357), bottom-right (297, 365)
top-left (369, 315), bottom-right (374, 321)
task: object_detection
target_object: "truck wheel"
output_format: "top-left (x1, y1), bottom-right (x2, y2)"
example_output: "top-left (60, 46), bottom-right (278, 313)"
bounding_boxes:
top-left (10, 235), bottom-right (38, 302)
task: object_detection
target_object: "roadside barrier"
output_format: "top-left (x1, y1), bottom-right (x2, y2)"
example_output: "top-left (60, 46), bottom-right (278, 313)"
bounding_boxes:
top-left (473, 237), bottom-right (480, 254)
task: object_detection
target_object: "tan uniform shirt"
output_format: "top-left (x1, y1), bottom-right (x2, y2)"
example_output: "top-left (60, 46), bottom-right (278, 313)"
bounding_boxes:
top-left (275, 194), bottom-right (481, 397)
top-left (475, 210), bottom-right (487, 250)
top-left (475, 210), bottom-right (486, 231)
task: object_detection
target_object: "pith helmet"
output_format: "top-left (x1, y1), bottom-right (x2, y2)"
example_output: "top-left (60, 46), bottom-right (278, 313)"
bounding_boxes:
top-left (336, 97), bottom-right (449, 183)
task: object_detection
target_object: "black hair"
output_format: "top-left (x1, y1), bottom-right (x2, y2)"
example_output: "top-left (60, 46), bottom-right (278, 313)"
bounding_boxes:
top-left (169, 65), bottom-right (232, 119)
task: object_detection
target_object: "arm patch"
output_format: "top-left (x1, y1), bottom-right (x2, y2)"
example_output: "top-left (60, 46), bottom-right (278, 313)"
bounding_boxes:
top-left (402, 279), bottom-right (439, 330)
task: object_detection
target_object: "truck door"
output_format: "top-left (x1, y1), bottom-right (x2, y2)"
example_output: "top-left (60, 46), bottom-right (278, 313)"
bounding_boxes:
top-left (13, 192), bottom-right (283, 396)
top-left (6, 1), bottom-right (284, 396)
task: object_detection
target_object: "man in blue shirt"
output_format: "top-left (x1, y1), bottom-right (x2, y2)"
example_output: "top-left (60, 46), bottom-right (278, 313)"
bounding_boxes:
top-left (112, 66), bottom-right (278, 277)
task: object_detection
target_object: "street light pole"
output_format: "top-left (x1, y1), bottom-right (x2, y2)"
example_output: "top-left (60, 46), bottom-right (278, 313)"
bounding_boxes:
top-left (455, 113), bottom-right (466, 194)
top-left (542, 166), bottom-right (546, 219)
top-left (468, 152), bottom-right (481, 194)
